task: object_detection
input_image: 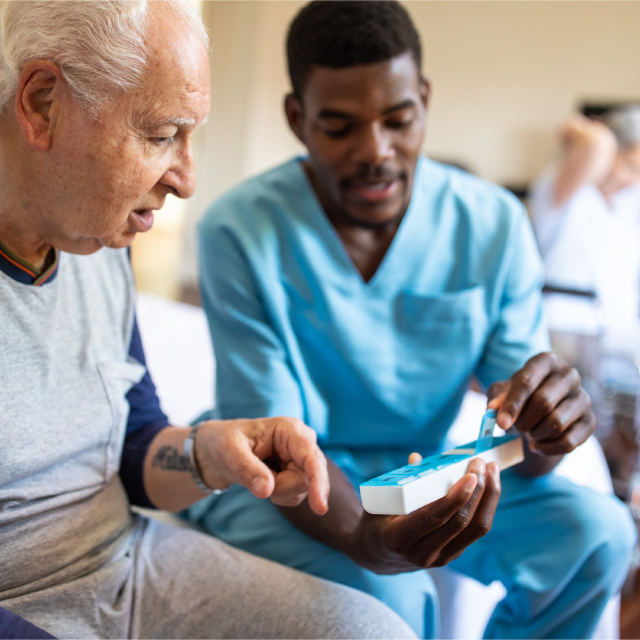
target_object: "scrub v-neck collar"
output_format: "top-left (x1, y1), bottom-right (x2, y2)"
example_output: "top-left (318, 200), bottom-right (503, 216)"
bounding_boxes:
top-left (294, 155), bottom-right (428, 292)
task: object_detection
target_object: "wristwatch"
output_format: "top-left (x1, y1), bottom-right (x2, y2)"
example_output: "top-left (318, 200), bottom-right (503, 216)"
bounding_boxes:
top-left (183, 424), bottom-right (229, 495)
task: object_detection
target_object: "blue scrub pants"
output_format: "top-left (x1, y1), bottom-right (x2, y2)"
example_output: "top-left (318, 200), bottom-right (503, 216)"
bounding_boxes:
top-left (186, 469), bottom-right (636, 639)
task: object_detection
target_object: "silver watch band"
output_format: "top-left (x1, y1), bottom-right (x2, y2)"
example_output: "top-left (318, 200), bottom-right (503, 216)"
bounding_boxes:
top-left (183, 424), bottom-right (229, 495)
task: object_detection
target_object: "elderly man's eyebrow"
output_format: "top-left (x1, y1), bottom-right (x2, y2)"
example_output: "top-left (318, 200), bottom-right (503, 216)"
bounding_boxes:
top-left (317, 99), bottom-right (417, 121)
top-left (143, 116), bottom-right (197, 129)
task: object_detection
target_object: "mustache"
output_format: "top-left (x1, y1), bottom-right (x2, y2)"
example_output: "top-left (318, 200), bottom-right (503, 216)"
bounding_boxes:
top-left (340, 166), bottom-right (405, 189)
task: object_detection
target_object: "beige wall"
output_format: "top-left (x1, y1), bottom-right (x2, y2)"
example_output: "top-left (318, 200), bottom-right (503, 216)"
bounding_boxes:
top-left (415, 1), bottom-right (640, 185)
top-left (174, 0), bottom-right (640, 286)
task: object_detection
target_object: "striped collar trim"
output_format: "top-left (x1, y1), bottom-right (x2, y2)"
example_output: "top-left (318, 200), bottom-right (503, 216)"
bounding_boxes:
top-left (0, 238), bottom-right (59, 286)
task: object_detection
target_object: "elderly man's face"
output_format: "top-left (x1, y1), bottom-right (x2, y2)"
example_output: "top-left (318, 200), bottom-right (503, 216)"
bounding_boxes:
top-left (286, 52), bottom-right (428, 228)
top-left (47, 9), bottom-right (210, 254)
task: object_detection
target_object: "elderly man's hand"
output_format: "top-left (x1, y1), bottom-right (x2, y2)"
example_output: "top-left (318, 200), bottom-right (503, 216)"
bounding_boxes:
top-left (195, 417), bottom-right (329, 515)
top-left (344, 457), bottom-right (501, 574)
top-left (487, 352), bottom-right (595, 463)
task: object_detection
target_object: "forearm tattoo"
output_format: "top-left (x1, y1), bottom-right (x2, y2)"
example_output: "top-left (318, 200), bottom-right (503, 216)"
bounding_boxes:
top-left (152, 445), bottom-right (189, 472)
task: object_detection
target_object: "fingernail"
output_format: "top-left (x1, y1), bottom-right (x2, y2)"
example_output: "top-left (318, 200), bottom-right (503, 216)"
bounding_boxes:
top-left (252, 477), bottom-right (267, 493)
top-left (497, 412), bottom-right (513, 430)
top-left (464, 475), bottom-right (478, 492)
top-left (470, 458), bottom-right (486, 474)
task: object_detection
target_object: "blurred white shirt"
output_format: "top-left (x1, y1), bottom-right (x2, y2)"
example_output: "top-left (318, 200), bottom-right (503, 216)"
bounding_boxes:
top-left (529, 165), bottom-right (640, 351)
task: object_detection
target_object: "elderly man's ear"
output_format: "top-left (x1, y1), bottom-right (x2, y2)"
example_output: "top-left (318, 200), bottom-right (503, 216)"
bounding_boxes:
top-left (14, 61), bottom-right (64, 152)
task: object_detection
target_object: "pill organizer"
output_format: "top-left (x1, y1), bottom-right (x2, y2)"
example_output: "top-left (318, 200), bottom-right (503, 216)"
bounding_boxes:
top-left (359, 434), bottom-right (524, 515)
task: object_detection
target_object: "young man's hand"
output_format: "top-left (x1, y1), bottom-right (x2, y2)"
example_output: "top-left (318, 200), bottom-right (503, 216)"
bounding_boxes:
top-left (345, 457), bottom-right (501, 574)
top-left (487, 352), bottom-right (595, 475)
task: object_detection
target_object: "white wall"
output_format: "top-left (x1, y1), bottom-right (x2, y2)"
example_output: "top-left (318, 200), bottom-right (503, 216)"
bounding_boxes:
top-left (176, 0), bottom-right (640, 286)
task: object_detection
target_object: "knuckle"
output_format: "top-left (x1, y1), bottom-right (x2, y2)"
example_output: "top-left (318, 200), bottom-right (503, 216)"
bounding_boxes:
top-left (567, 366), bottom-right (581, 387)
top-left (425, 510), bottom-right (452, 529)
top-left (548, 352), bottom-right (561, 368)
top-left (515, 371), bottom-right (536, 393)
top-left (558, 435), bottom-right (577, 453)
top-left (580, 389), bottom-right (594, 413)
top-left (451, 511), bottom-right (471, 530)
top-left (534, 392), bottom-right (555, 416)
top-left (552, 428), bottom-right (577, 453)
top-left (546, 414), bottom-right (565, 436)
top-left (476, 517), bottom-right (493, 537)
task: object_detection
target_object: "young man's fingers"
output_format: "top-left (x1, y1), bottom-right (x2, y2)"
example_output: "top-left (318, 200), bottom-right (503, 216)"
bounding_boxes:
top-left (529, 414), bottom-right (595, 456)
top-left (496, 353), bottom-right (559, 431)
top-left (385, 460), bottom-right (485, 552)
top-left (512, 368), bottom-right (581, 433)
top-left (527, 390), bottom-right (588, 443)
top-left (405, 459), bottom-right (490, 563)
top-left (433, 462), bottom-right (501, 565)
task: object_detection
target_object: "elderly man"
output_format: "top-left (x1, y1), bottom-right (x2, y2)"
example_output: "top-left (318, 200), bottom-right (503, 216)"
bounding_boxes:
top-left (0, 2), bottom-right (416, 639)
top-left (188, 2), bottom-right (637, 638)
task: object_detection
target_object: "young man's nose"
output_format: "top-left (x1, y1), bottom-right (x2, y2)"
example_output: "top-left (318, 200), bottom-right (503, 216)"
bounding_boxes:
top-left (350, 124), bottom-right (396, 166)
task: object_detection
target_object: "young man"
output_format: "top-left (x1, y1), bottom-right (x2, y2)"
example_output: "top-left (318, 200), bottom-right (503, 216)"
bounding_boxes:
top-left (190, 2), bottom-right (636, 638)
top-left (0, 2), bottom-right (415, 638)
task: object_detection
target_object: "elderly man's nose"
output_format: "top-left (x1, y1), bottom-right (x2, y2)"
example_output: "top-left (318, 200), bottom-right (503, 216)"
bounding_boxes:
top-left (163, 146), bottom-right (196, 199)
top-left (351, 125), bottom-right (395, 165)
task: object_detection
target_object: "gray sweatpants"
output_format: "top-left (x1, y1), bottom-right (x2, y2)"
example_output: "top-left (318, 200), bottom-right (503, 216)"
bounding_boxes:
top-left (1, 515), bottom-right (415, 639)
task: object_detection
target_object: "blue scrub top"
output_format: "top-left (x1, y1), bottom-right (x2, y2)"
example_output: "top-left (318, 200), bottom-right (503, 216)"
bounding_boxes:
top-left (198, 156), bottom-right (549, 481)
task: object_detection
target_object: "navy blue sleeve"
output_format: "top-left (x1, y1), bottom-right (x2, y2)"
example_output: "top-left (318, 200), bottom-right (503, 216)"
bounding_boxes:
top-left (120, 315), bottom-right (171, 509)
top-left (0, 607), bottom-right (55, 639)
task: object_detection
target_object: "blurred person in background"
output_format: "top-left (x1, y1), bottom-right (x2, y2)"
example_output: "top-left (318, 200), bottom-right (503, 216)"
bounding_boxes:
top-left (529, 107), bottom-right (640, 343)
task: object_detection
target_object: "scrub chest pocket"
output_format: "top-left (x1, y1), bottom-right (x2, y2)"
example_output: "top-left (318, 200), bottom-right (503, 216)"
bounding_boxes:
top-left (394, 285), bottom-right (489, 417)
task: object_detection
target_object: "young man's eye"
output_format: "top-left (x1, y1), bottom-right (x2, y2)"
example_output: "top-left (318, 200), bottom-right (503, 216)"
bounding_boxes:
top-left (323, 125), bottom-right (352, 139)
top-left (387, 118), bottom-right (413, 130)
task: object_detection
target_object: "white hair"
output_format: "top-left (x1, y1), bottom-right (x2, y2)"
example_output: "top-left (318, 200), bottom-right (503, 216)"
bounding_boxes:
top-left (0, 0), bottom-right (208, 117)
top-left (604, 105), bottom-right (640, 150)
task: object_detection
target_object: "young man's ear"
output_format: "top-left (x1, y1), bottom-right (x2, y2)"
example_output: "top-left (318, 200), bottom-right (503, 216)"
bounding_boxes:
top-left (284, 93), bottom-right (305, 145)
top-left (14, 61), bottom-right (64, 152)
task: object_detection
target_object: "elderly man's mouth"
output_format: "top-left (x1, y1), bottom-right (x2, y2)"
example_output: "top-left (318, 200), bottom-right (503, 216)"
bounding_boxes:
top-left (130, 209), bottom-right (155, 232)
top-left (349, 179), bottom-right (400, 202)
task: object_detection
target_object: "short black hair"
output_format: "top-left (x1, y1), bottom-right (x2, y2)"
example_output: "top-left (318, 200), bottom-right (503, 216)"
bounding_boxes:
top-left (287, 1), bottom-right (422, 100)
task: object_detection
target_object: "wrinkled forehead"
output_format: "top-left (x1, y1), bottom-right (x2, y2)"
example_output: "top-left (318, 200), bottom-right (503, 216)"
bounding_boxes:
top-left (128, 14), bottom-right (210, 126)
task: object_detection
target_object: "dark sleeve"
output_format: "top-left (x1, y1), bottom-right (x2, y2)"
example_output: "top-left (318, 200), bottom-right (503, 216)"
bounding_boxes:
top-left (0, 607), bottom-right (56, 639)
top-left (119, 315), bottom-right (171, 509)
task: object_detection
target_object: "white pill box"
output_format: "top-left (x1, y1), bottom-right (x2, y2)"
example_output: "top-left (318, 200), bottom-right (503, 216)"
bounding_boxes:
top-left (359, 435), bottom-right (524, 515)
